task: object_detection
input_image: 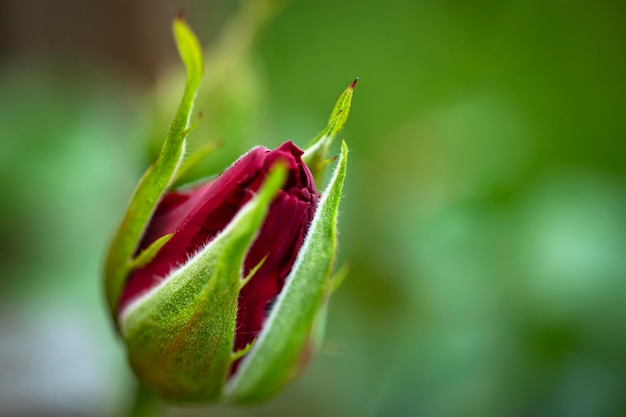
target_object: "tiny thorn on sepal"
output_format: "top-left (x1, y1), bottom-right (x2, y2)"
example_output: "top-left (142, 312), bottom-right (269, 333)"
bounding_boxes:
top-left (320, 156), bottom-right (337, 170)
top-left (350, 77), bottom-right (359, 89)
top-left (175, 9), bottom-right (185, 20)
top-left (181, 117), bottom-right (202, 136)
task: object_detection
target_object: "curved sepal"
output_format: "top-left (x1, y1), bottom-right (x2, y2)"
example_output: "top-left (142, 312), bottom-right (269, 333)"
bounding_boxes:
top-left (225, 141), bottom-right (349, 403)
top-left (303, 79), bottom-right (356, 185)
top-left (104, 17), bottom-right (204, 318)
top-left (119, 164), bottom-right (287, 402)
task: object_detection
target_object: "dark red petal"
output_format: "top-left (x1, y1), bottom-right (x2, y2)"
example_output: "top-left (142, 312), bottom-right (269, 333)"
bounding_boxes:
top-left (138, 181), bottom-right (214, 249)
top-left (235, 188), bottom-right (314, 349)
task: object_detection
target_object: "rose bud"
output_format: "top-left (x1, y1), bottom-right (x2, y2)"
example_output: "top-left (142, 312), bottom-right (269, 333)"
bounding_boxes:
top-left (121, 141), bottom-right (318, 358)
top-left (103, 18), bottom-right (356, 404)
top-left (117, 139), bottom-right (348, 403)
top-left (118, 142), bottom-right (320, 397)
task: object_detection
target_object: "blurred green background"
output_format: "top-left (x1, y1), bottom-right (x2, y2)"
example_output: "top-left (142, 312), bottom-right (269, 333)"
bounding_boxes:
top-left (1, 1), bottom-right (625, 416)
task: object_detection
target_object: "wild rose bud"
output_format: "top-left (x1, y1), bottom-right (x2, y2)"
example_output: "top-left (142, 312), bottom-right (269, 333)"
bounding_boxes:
top-left (103, 18), bottom-right (355, 404)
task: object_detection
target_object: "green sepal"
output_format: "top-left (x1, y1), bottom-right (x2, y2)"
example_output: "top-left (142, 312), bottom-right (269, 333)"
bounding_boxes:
top-left (225, 141), bottom-right (349, 403)
top-left (119, 164), bottom-right (287, 402)
top-left (303, 79), bottom-right (356, 186)
top-left (328, 262), bottom-right (350, 295)
top-left (309, 263), bottom-right (350, 352)
top-left (173, 139), bottom-right (220, 186)
top-left (231, 340), bottom-right (256, 362)
top-left (240, 255), bottom-right (267, 289)
top-left (103, 17), bottom-right (204, 319)
top-left (129, 233), bottom-right (174, 271)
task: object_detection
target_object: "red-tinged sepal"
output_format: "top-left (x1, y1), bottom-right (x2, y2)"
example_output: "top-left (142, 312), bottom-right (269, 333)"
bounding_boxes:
top-left (303, 78), bottom-right (357, 186)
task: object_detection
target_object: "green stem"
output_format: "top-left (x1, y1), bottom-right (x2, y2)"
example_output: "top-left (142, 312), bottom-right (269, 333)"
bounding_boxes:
top-left (124, 383), bottom-right (164, 417)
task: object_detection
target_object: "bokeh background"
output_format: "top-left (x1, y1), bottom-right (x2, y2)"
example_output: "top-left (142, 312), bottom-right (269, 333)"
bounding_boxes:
top-left (1, 1), bottom-right (625, 416)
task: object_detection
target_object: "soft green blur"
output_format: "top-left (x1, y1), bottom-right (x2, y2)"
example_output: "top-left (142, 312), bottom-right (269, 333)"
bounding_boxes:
top-left (1, 1), bottom-right (625, 416)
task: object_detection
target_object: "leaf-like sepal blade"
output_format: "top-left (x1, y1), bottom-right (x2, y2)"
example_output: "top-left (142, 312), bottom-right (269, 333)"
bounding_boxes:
top-left (303, 79), bottom-right (356, 185)
top-left (104, 17), bottom-right (204, 318)
top-left (119, 165), bottom-right (287, 402)
top-left (225, 141), bottom-right (349, 403)
top-left (173, 15), bottom-right (203, 95)
top-left (129, 233), bottom-right (174, 270)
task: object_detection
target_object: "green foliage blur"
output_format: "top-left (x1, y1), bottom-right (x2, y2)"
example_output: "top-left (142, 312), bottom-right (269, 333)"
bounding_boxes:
top-left (1, 1), bottom-right (625, 416)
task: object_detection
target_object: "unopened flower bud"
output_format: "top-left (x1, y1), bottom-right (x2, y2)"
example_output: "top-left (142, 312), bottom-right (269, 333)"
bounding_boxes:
top-left (103, 17), bottom-right (354, 404)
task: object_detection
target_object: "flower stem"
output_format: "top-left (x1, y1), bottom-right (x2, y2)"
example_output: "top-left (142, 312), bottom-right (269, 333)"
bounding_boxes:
top-left (124, 382), bottom-right (163, 417)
